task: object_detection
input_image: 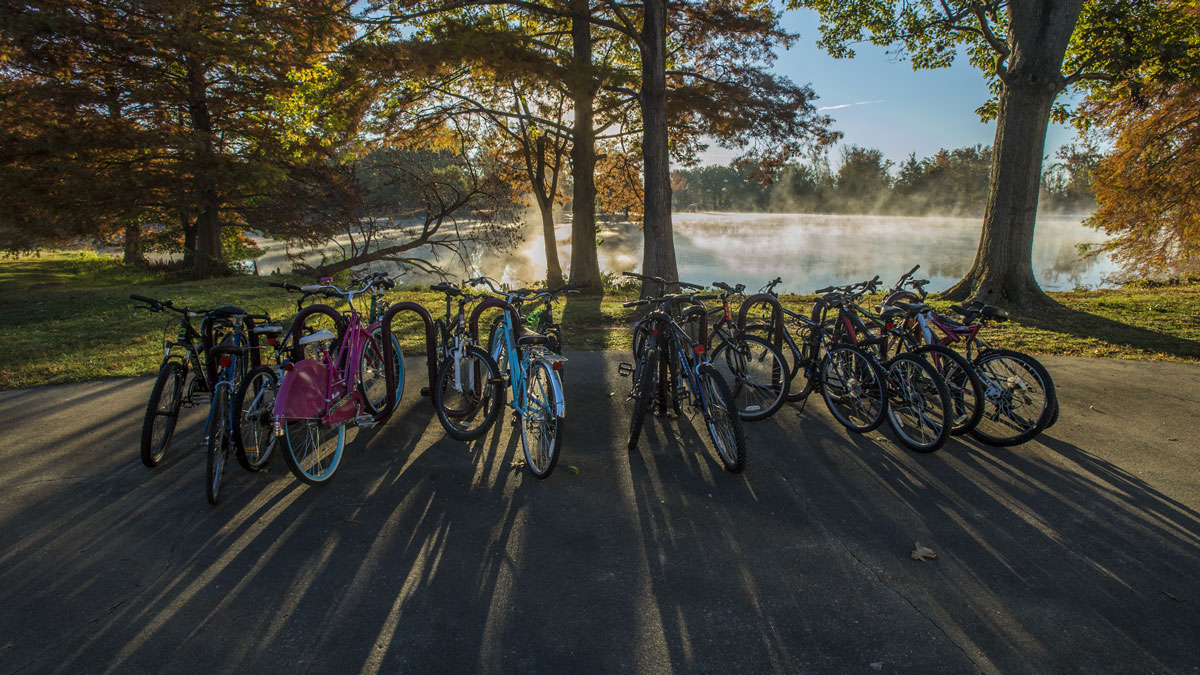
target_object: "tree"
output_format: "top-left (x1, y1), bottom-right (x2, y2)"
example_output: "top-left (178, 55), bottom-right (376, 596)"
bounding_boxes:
top-left (1078, 81), bottom-right (1199, 278)
top-left (1069, 1), bottom-right (1200, 279)
top-left (0, 0), bottom-right (356, 276)
top-left (791, 0), bottom-right (1109, 306)
top-left (833, 145), bottom-right (892, 213)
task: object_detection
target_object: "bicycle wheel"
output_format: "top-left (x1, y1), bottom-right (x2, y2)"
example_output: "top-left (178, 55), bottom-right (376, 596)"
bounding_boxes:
top-left (884, 353), bottom-right (952, 453)
top-left (280, 418), bottom-right (346, 485)
top-left (632, 320), bottom-right (653, 360)
top-left (520, 359), bottom-right (563, 478)
top-left (969, 348), bottom-right (1057, 446)
top-left (233, 366), bottom-right (278, 471)
top-left (486, 316), bottom-right (511, 382)
top-left (357, 331), bottom-right (390, 415)
top-left (141, 360), bottom-right (185, 468)
top-left (628, 345), bottom-right (658, 450)
top-left (911, 344), bottom-right (984, 435)
top-left (820, 345), bottom-right (887, 432)
top-left (696, 364), bottom-right (747, 473)
top-left (709, 334), bottom-right (789, 421)
top-left (433, 345), bottom-right (503, 441)
top-left (370, 325), bottom-right (404, 410)
top-left (205, 386), bottom-right (230, 505)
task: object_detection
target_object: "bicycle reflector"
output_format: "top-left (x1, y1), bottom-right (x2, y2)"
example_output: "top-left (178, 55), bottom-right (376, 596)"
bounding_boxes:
top-left (694, 344), bottom-right (706, 355)
top-left (218, 356), bottom-right (232, 368)
top-left (551, 361), bottom-right (564, 371)
top-left (651, 329), bottom-right (659, 336)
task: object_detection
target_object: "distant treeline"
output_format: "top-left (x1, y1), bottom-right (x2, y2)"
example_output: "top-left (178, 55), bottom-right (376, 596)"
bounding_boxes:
top-left (672, 144), bottom-right (1097, 216)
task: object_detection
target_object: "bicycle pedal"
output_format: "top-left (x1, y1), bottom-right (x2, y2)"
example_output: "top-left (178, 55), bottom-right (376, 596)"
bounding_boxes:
top-left (353, 414), bottom-right (376, 429)
top-left (617, 362), bottom-right (634, 377)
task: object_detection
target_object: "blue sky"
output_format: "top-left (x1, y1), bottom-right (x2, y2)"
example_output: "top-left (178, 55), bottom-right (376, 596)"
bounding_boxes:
top-left (698, 9), bottom-right (1079, 168)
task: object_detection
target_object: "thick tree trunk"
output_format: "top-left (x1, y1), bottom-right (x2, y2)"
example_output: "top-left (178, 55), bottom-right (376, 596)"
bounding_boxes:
top-left (943, 0), bottom-right (1084, 308)
top-left (185, 58), bottom-right (222, 278)
top-left (568, 0), bottom-right (602, 293)
top-left (123, 222), bottom-right (145, 265)
top-left (535, 191), bottom-right (564, 286)
top-left (639, 0), bottom-right (678, 296)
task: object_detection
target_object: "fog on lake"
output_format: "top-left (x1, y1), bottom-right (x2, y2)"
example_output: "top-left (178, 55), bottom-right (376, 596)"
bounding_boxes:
top-left (255, 212), bottom-right (1116, 294)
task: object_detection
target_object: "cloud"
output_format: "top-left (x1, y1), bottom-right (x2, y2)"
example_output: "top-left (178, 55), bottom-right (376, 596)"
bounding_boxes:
top-left (817, 99), bottom-right (886, 111)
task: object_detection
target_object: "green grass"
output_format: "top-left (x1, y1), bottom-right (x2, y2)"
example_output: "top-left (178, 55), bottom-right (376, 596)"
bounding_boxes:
top-left (2, 250), bottom-right (1198, 390)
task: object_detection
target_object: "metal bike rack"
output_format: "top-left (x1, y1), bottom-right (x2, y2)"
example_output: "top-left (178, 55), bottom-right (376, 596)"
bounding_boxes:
top-left (735, 293), bottom-right (789, 397)
top-left (735, 293), bottom-right (785, 354)
top-left (376, 302), bottom-right (439, 424)
top-left (468, 297), bottom-right (522, 344)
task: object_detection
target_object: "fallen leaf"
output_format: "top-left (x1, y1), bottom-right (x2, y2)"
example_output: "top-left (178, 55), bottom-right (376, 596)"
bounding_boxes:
top-left (910, 542), bottom-right (937, 562)
top-left (567, 465), bottom-right (580, 475)
top-left (1089, 405), bottom-right (1105, 414)
top-left (870, 662), bottom-right (884, 671)
top-left (1168, 438), bottom-right (1179, 442)
top-left (509, 458), bottom-right (527, 470)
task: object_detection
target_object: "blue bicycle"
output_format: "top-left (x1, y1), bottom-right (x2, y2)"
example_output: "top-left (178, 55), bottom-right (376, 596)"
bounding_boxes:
top-left (470, 278), bottom-right (567, 479)
top-left (203, 306), bottom-right (270, 505)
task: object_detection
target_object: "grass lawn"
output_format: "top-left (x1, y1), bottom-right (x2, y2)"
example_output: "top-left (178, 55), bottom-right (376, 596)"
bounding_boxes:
top-left (2, 250), bottom-right (1198, 390)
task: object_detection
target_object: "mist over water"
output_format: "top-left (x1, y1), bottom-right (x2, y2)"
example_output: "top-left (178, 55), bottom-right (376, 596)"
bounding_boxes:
top-left (255, 212), bottom-right (1117, 293)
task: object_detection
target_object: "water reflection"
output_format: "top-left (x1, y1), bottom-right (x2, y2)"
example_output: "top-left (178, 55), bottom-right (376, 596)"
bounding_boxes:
top-left (255, 213), bottom-right (1116, 293)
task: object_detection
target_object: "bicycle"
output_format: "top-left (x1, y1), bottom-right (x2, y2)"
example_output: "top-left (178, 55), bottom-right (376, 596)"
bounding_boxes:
top-left (131, 294), bottom-right (214, 468)
top-left (229, 280), bottom-right (346, 475)
top-left (621, 291), bottom-right (747, 473)
top-left (203, 305), bottom-right (271, 504)
top-left (428, 281), bottom-right (504, 441)
top-left (890, 298), bottom-right (1058, 446)
top-left (876, 266), bottom-right (1059, 443)
top-left (470, 278), bottom-right (568, 478)
top-left (273, 275), bottom-right (393, 484)
top-left (812, 279), bottom-right (953, 453)
top-left (704, 281), bottom-right (789, 421)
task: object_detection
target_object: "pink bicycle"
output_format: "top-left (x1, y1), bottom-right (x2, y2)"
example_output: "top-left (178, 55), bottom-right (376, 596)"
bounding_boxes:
top-left (273, 276), bottom-right (391, 484)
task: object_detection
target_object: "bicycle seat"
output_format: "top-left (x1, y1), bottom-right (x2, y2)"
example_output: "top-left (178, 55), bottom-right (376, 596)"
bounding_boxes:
top-left (208, 305), bottom-right (248, 318)
top-left (891, 301), bottom-right (932, 317)
top-left (210, 334), bottom-right (248, 358)
top-left (878, 306), bottom-right (907, 321)
top-left (516, 326), bottom-right (550, 346)
top-left (298, 328), bottom-right (337, 346)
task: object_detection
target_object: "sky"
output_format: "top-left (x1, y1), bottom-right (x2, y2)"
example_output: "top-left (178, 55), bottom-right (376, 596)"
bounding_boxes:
top-left (697, 9), bottom-right (1080, 168)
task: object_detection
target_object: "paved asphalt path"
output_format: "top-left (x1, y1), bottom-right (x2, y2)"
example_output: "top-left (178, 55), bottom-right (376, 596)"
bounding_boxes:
top-left (1, 353), bottom-right (1198, 674)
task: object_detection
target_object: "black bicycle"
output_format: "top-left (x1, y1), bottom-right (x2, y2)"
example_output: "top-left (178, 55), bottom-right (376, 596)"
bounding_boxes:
top-left (132, 295), bottom-right (214, 468)
top-left (621, 291), bottom-right (747, 473)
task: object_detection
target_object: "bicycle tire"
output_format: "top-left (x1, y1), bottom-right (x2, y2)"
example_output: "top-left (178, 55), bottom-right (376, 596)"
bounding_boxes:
top-left (520, 359), bottom-right (563, 478)
top-left (969, 348), bottom-right (1057, 446)
top-left (356, 331), bottom-right (390, 415)
top-left (820, 345), bottom-right (887, 433)
top-left (708, 334), bottom-right (789, 421)
top-left (280, 418), bottom-right (346, 485)
top-left (628, 345), bottom-right (658, 450)
top-left (433, 345), bottom-right (503, 441)
top-left (910, 344), bottom-right (984, 435)
top-left (233, 365), bottom-right (278, 471)
top-left (883, 353), bottom-right (952, 453)
top-left (205, 386), bottom-right (230, 505)
top-left (141, 360), bottom-right (185, 468)
top-left (632, 320), bottom-right (653, 360)
top-left (697, 364), bottom-right (747, 473)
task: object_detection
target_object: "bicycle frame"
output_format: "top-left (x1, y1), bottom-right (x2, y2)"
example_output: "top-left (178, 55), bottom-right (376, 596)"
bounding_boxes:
top-left (491, 310), bottom-right (566, 419)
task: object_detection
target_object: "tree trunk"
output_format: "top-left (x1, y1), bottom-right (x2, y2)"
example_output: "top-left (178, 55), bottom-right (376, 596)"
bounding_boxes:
top-left (123, 222), bottom-right (145, 265)
top-left (943, 0), bottom-right (1085, 308)
top-left (535, 191), bottom-right (564, 286)
top-left (185, 57), bottom-right (222, 278)
top-left (567, 0), bottom-right (602, 293)
top-left (639, 0), bottom-right (678, 296)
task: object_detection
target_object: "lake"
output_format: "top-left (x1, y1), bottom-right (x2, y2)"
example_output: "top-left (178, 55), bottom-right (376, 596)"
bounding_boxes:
top-left (253, 212), bottom-right (1117, 294)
